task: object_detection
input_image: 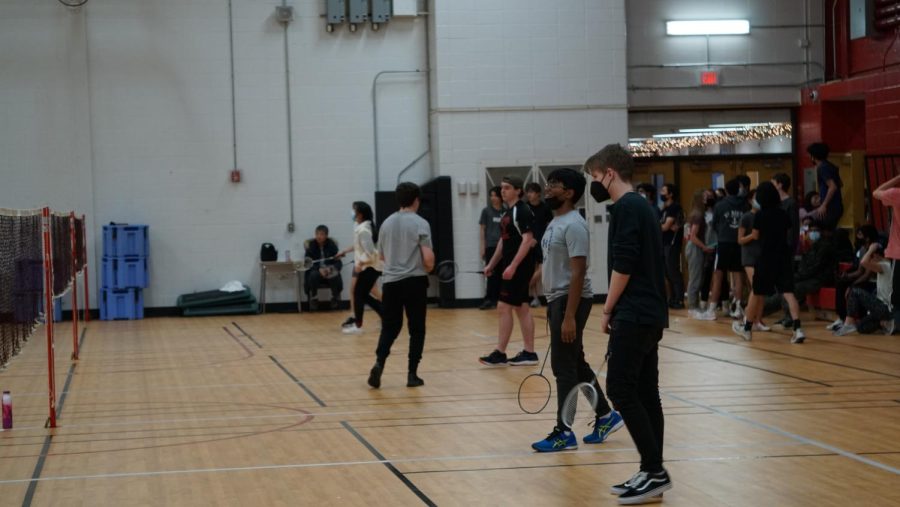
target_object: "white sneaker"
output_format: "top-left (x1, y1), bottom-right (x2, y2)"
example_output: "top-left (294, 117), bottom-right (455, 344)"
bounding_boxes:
top-left (342, 325), bottom-right (364, 335)
top-left (825, 319), bottom-right (843, 331)
top-left (692, 307), bottom-right (717, 321)
top-left (791, 328), bottom-right (806, 343)
top-left (833, 324), bottom-right (857, 337)
top-left (732, 321), bottom-right (752, 341)
top-left (729, 300), bottom-right (744, 319)
top-left (753, 322), bottom-right (771, 332)
top-left (883, 319), bottom-right (896, 336)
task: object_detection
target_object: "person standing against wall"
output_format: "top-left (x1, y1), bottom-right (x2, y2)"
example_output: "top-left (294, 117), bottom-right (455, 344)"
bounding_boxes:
top-left (479, 186), bottom-right (504, 310)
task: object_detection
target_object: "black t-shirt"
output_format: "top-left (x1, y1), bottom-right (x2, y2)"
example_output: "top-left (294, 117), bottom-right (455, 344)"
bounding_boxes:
top-left (500, 200), bottom-right (535, 261)
top-left (660, 202), bottom-right (684, 246)
top-left (753, 207), bottom-right (790, 264)
top-left (817, 160), bottom-right (843, 215)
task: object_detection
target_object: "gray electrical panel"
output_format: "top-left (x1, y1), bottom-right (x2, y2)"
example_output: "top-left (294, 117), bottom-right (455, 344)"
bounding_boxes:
top-left (326, 0), bottom-right (346, 24)
top-left (371, 0), bottom-right (391, 23)
top-left (349, 0), bottom-right (368, 23)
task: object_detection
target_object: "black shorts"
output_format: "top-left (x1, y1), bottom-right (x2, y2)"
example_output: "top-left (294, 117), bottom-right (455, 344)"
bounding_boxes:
top-left (715, 243), bottom-right (742, 272)
top-left (499, 258), bottom-right (534, 306)
top-left (753, 257), bottom-right (794, 296)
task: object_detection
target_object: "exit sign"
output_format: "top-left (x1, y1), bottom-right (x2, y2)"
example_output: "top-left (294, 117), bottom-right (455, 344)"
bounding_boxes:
top-left (700, 71), bottom-right (719, 86)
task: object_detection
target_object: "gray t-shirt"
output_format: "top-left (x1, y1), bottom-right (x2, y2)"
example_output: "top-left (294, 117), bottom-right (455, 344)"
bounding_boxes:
top-left (740, 211), bottom-right (761, 267)
top-left (379, 211), bottom-right (433, 284)
top-left (540, 210), bottom-right (593, 302)
top-left (479, 205), bottom-right (503, 248)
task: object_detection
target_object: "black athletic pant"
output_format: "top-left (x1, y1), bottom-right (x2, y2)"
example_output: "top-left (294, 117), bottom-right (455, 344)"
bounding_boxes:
top-left (354, 267), bottom-right (383, 327)
top-left (548, 297), bottom-right (611, 430)
top-left (664, 245), bottom-right (684, 305)
top-left (700, 251), bottom-right (714, 302)
top-left (835, 277), bottom-right (853, 320)
top-left (606, 321), bottom-right (665, 473)
top-left (483, 245), bottom-right (501, 302)
top-left (375, 276), bottom-right (427, 374)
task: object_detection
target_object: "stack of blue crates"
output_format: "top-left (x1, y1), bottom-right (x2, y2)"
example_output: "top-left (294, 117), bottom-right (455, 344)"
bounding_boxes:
top-left (100, 225), bottom-right (148, 320)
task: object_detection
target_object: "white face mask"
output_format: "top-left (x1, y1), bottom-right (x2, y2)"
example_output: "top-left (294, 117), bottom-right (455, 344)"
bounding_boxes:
top-left (351, 210), bottom-right (357, 222)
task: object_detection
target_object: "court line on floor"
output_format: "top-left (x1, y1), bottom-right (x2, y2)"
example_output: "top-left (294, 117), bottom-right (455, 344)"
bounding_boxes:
top-left (22, 326), bottom-right (88, 507)
top-left (0, 440), bottom-right (817, 485)
top-left (659, 344), bottom-right (832, 386)
top-left (231, 322), bottom-right (263, 348)
top-left (268, 355), bottom-right (326, 407)
top-left (341, 421), bottom-right (435, 506)
top-left (661, 391), bottom-right (900, 475)
top-left (712, 338), bottom-right (900, 380)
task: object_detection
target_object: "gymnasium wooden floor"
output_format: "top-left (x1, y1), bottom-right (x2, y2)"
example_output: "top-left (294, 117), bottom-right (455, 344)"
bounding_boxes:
top-left (1, 306), bottom-right (898, 506)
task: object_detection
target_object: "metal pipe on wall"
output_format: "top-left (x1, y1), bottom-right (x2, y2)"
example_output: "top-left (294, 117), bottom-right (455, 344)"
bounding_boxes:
top-left (282, 0), bottom-right (295, 232)
top-left (228, 0), bottom-right (238, 171)
top-left (372, 69), bottom-right (425, 191)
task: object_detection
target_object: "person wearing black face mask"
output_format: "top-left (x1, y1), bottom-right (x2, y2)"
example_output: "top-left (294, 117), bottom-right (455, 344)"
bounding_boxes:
top-left (584, 144), bottom-right (672, 503)
top-left (530, 168), bottom-right (623, 452)
top-left (659, 183), bottom-right (685, 309)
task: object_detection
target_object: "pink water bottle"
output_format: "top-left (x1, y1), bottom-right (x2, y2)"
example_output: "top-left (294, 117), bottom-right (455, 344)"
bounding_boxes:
top-left (2, 391), bottom-right (12, 430)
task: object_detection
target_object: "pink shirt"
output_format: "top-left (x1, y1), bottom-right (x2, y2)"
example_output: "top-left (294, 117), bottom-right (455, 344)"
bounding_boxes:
top-left (880, 188), bottom-right (900, 260)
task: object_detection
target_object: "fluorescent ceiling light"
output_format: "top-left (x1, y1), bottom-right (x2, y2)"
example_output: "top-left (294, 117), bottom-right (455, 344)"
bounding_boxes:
top-left (708, 122), bottom-right (776, 128)
top-left (678, 127), bottom-right (748, 133)
top-left (652, 133), bottom-right (701, 138)
top-left (666, 20), bottom-right (750, 36)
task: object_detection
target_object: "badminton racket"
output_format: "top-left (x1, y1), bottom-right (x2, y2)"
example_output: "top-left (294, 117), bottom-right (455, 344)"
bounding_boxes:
top-left (433, 260), bottom-right (484, 283)
top-left (560, 349), bottom-right (610, 429)
top-left (517, 340), bottom-right (553, 414)
top-left (298, 255), bottom-right (353, 271)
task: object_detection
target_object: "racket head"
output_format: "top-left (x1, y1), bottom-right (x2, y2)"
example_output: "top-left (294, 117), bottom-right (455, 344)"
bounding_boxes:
top-left (517, 373), bottom-right (552, 414)
top-left (560, 382), bottom-right (600, 429)
top-left (434, 259), bottom-right (458, 283)
top-left (299, 257), bottom-right (314, 270)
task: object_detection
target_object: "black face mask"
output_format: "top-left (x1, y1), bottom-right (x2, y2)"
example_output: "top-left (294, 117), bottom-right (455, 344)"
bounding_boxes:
top-left (546, 195), bottom-right (565, 210)
top-left (590, 180), bottom-right (610, 203)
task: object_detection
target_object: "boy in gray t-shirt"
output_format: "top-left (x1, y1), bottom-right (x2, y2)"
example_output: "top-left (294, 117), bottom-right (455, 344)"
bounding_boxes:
top-left (367, 182), bottom-right (435, 390)
top-left (530, 168), bottom-right (622, 453)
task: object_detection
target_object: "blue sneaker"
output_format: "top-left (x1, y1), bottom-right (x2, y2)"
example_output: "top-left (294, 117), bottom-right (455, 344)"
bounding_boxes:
top-left (583, 410), bottom-right (624, 444)
top-left (531, 427), bottom-right (577, 452)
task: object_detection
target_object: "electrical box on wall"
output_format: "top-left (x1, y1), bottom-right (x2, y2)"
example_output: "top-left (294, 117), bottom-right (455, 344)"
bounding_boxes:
top-left (372, 0), bottom-right (392, 23)
top-left (326, 0), bottom-right (346, 30)
top-left (348, 0), bottom-right (368, 23)
top-left (393, 0), bottom-right (416, 17)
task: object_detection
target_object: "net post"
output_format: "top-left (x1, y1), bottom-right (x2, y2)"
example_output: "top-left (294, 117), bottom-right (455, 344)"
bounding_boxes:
top-left (42, 207), bottom-right (58, 428)
top-left (69, 212), bottom-right (79, 360)
top-left (81, 214), bottom-right (90, 323)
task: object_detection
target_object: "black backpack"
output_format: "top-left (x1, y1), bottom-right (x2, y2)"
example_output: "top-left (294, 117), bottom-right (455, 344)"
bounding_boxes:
top-left (260, 243), bottom-right (278, 262)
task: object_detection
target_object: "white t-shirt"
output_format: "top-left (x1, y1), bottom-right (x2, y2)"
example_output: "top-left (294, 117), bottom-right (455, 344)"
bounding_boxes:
top-left (876, 260), bottom-right (894, 310)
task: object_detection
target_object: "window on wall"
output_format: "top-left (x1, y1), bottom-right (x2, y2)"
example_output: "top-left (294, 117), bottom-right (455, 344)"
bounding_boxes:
top-left (484, 166), bottom-right (531, 205)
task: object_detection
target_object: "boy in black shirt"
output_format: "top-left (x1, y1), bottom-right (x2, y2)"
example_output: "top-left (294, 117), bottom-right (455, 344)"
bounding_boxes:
top-left (585, 144), bottom-right (672, 503)
top-left (732, 182), bottom-right (805, 344)
top-left (659, 183), bottom-right (684, 309)
top-left (479, 177), bottom-right (539, 367)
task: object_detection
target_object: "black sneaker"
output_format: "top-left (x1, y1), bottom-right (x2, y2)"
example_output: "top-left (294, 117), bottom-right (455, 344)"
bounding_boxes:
top-left (407, 373), bottom-right (424, 387)
top-left (508, 350), bottom-right (539, 366)
top-left (341, 316), bottom-right (356, 328)
top-left (610, 471), bottom-right (644, 495)
top-left (367, 362), bottom-right (383, 388)
top-left (478, 350), bottom-right (508, 367)
top-left (617, 469), bottom-right (672, 505)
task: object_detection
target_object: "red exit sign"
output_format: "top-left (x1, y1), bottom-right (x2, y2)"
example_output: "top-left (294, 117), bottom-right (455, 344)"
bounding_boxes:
top-left (700, 71), bottom-right (719, 86)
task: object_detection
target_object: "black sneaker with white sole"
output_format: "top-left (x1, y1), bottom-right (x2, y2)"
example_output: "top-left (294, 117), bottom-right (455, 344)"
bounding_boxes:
top-left (479, 349), bottom-right (508, 367)
top-left (610, 471), bottom-right (644, 495)
top-left (618, 469), bottom-right (672, 505)
top-left (508, 350), bottom-right (539, 366)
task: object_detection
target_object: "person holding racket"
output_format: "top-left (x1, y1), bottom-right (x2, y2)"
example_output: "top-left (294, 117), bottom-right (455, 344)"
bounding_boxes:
top-left (367, 182), bottom-right (434, 389)
top-left (586, 144), bottom-right (673, 504)
top-left (479, 176), bottom-right (539, 367)
top-left (530, 168), bottom-right (623, 453)
top-left (337, 201), bottom-right (383, 335)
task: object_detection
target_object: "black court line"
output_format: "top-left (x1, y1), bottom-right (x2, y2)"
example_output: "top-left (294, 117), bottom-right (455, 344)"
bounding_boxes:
top-left (23, 327), bottom-right (88, 507)
top-left (223, 327), bottom-right (254, 358)
top-left (659, 344), bottom-right (832, 386)
top-left (268, 356), bottom-right (326, 407)
top-left (713, 339), bottom-right (900, 380)
top-left (231, 322), bottom-right (262, 348)
top-left (341, 421), bottom-right (436, 506)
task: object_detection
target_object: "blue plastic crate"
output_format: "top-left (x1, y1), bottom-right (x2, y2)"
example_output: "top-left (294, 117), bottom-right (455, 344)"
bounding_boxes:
top-left (99, 288), bottom-right (144, 321)
top-left (103, 225), bottom-right (148, 257)
top-left (102, 257), bottom-right (148, 289)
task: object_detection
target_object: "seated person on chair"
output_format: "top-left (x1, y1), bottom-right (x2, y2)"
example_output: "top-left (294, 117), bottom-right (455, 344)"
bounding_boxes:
top-left (304, 225), bottom-right (343, 310)
top-left (833, 242), bottom-right (895, 336)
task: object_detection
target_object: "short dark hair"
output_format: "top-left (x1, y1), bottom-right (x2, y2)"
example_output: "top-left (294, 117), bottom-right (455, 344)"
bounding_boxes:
top-left (352, 201), bottom-right (374, 223)
top-left (755, 181), bottom-right (780, 210)
top-left (315, 224), bottom-right (329, 234)
top-left (583, 143), bottom-right (634, 182)
top-left (725, 178), bottom-right (741, 196)
top-left (524, 182), bottom-right (542, 194)
top-left (661, 183), bottom-right (678, 200)
top-left (395, 181), bottom-right (420, 208)
top-left (489, 185), bottom-right (501, 199)
top-left (736, 175), bottom-right (751, 189)
top-left (547, 168), bottom-right (586, 203)
top-left (637, 183), bottom-right (658, 199)
top-left (772, 173), bottom-right (791, 191)
top-left (857, 224), bottom-right (879, 243)
top-left (807, 142), bottom-right (829, 161)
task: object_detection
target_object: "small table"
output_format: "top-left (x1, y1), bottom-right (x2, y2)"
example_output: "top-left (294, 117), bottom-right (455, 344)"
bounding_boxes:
top-left (259, 261), bottom-right (307, 313)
